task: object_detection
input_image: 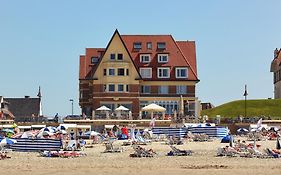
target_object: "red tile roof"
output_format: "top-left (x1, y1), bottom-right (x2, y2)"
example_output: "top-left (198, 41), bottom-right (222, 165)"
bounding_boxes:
top-left (79, 48), bottom-right (105, 79)
top-left (79, 32), bottom-right (199, 81)
top-left (121, 35), bottom-right (198, 81)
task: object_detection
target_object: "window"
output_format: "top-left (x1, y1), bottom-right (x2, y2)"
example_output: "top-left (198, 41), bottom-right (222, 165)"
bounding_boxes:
top-left (141, 86), bottom-right (150, 94)
top-left (176, 85), bottom-right (187, 94)
top-left (157, 42), bottom-right (166, 49)
top-left (108, 68), bottom-right (115, 76)
top-left (126, 69), bottom-right (129, 76)
top-left (118, 84), bottom-right (124, 92)
top-left (103, 69), bottom-right (107, 76)
top-left (147, 42), bottom-right (152, 49)
top-left (126, 85), bottom-right (129, 92)
top-left (110, 54), bottom-right (115, 60)
top-left (108, 84), bottom-right (115, 92)
top-left (91, 57), bottom-right (99, 64)
top-left (117, 68), bottom-right (125, 76)
top-left (140, 54), bottom-right (151, 63)
top-left (140, 68), bottom-right (152, 78)
top-left (157, 68), bottom-right (170, 78)
top-left (133, 42), bottom-right (142, 49)
top-left (176, 68), bottom-right (188, 78)
top-left (158, 54), bottom-right (169, 63)
top-left (159, 86), bottom-right (169, 94)
top-left (117, 54), bottom-right (123, 60)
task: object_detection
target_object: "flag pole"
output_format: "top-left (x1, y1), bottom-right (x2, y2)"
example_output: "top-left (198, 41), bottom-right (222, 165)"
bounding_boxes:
top-left (243, 84), bottom-right (248, 118)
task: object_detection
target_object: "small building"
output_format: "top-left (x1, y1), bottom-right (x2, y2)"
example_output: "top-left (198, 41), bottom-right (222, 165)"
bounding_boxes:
top-left (201, 102), bottom-right (215, 110)
top-left (270, 48), bottom-right (281, 98)
top-left (0, 96), bottom-right (15, 120)
top-left (3, 96), bottom-right (43, 122)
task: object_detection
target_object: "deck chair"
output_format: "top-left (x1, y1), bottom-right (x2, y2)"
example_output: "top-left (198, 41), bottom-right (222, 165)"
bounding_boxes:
top-left (65, 140), bottom-right (77, 151)
top-left (104, 141), bottom-right (123, 153)
top-left (167, 145), bottom-right (192, 156)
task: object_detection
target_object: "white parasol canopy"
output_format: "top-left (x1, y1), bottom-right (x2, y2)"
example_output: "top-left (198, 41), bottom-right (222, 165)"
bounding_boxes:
top-left (96, 105), bottom-right (111, 111)
top-left (141, 103), bottom-right (166, 112)
top-left (115, 105), bottom-right (129, 111)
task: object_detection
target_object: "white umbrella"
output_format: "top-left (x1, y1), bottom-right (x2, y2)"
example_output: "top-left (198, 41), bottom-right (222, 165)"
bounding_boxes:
top-left (141, 103), bottom-right (166, 112)
top-left (96, 105), bottom-right (111, 111)
top-left (115, 105), bottom-right (129, 111)
top-left (85, 131), bottom-right (101, 136)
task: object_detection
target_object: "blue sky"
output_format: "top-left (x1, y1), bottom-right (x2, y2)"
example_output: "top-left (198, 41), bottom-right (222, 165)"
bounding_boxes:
top-left (1, 1), bottom-right (281, 117)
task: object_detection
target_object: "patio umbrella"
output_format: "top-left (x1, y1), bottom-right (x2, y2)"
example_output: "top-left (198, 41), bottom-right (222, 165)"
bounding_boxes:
top-left (115, 105), bottom-right (129, 111)
top-left (179, 95), bottom-right (184, 115)
top-left (96, 105), bottom-right (111, 111)
top-left (141, 103), bottom-right (166, 119)
top-left (56, 125), bottom-right (66, 131)
top-left (115, 105), bottom-right (129, 119)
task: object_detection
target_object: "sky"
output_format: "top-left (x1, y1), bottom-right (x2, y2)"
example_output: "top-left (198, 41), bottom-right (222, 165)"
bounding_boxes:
top-left (1, 1), bottom-right (281, 117)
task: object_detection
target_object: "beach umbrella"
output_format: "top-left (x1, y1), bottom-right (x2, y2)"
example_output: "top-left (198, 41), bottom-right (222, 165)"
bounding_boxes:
top-left (43, 126), bottom-right (57, 133)
top-left (2, 128), bottom-right (14, 134)
top-left (0, 138), bottom-right (17, 145)
top-left (85, 131), bottom-right (101, 136)
top-left (56, 125), bottom-right (66, 131)
top-left (237, 128), bottom-right (249, 132)
top-left (96, 105), bottom-right (111, 111)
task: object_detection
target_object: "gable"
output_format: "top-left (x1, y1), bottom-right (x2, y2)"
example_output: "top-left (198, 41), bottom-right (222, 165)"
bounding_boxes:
top-left (93, 30), bottom-right (141, 84)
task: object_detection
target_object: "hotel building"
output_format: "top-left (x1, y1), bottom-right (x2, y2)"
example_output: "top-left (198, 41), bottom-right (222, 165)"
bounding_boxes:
top-left (79, 30), bottom-right (200, 119)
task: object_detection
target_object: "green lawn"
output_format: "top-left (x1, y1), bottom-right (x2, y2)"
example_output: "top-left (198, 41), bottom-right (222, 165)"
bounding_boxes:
top-left (201, 99), bottom-right (281, 119)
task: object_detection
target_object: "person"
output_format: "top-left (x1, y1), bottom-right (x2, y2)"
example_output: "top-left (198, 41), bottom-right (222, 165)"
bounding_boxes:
top-left (108, 129), bottom-right (114, 138)
top-left (112, 125), bottom-right (118, 137)
top-left (121, 125), bottom-right (128, 139)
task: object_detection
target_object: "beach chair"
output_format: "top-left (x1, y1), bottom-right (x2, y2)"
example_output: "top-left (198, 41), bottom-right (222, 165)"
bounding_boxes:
top-left (65, 140), bottom-right (77, 151)
top-left (130, 145), bottom-right (156, 158)
top-left (167, 145), bottom-right (192, 156)
top-left (104, 141), bottom-right (123, 153)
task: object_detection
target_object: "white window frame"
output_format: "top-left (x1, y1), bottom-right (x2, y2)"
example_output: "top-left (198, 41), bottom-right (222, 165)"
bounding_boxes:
top-left (175, 67), bottom-right (188, 78)
top-left (157, 67), bottom-right (170, 78)
top-left (140, 54), bottom-right (151, 63)
top-left (108, 84), bottom-right (115, 92)
top-left (158, 54), bottom-right (169, 63)
top-left (108, 68), bottom-right (115, 76)
top-left (176, 85), bottom-right (187, 94)
top-left (159, 86), bottom-right (169, 94)
top-left (140, 68), bottom-right (152, 78)
top-left (118, 84), bottom-right (124, 92)
top-left (141, 85), bottom-right (151, 94)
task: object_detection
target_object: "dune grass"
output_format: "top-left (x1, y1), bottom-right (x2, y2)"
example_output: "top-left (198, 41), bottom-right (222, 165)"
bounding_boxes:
top-left (201, 99), bottom-right (281, 119)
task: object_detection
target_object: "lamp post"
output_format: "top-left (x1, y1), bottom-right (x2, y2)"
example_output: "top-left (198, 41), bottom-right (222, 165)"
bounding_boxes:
top-left (69, 99), bottom-right (74, 116)
top-left (243, 85), bottom-right (248, 118)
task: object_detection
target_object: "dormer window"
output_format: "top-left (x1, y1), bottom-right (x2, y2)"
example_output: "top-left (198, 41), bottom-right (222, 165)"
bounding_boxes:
top-left (133, 42), bottom-right (142, 49)
top-left (140, 54), bottom-right (151, 63)
top-left (175, 67), bottom-right (188, 78)
top-left (157, 42), bottom-right (166, 49)
top-left (158, 54), bottom-right (169, 63)
top-left (91, 56), bottom-right (99, 64)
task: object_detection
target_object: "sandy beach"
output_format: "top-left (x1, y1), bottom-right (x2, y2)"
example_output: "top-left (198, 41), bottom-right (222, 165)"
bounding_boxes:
top-left (1, 139), bottom-right (281, 175)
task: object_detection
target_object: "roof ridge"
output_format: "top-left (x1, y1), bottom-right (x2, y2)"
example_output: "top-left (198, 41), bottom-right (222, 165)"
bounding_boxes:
top-left (172, 36), bottom-right (199, 80)
top-left (121, 34), bottom-right (172, 36)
